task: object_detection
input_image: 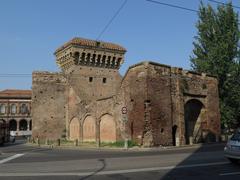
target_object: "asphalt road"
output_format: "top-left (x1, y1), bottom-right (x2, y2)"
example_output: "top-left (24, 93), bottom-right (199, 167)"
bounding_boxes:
top-left (0, 140), bottom-right (239, 179)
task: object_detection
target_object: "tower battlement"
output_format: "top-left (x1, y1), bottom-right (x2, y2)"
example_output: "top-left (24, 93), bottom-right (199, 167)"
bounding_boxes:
top-left (55, 37), bottom-right (126, 73)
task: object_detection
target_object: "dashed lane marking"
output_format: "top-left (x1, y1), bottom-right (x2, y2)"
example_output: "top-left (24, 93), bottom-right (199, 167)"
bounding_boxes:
top-left (219, 172), bottom-right (240, 176)
top-left (0, 154), bottom-right (24, 164)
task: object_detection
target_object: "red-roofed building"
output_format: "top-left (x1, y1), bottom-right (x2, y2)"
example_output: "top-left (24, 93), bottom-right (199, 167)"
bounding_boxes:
top-left (0, 89), bottom-right (32, 137)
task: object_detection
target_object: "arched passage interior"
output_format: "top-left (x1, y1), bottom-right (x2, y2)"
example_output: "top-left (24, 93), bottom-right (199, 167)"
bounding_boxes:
top-left (184, 99), bottom-right (204, 144)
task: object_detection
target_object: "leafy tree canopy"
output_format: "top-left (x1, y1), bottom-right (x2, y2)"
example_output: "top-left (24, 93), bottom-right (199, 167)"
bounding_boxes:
top-left (191, 1), bottom-right (240, 129)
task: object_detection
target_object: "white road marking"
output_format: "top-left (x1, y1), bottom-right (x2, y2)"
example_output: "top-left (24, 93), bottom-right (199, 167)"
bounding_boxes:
top-left (219, 172), bottom-right (240, 176)
top-left (0, 161), bottom-right (229, 177)
top-left (0, 154), bottom-right (24, 164)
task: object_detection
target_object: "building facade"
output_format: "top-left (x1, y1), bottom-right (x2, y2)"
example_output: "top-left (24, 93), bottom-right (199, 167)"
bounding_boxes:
top-left (32, 37), bottom-right (220, 146)
top-left (0, 89), bottom-right (32, 137)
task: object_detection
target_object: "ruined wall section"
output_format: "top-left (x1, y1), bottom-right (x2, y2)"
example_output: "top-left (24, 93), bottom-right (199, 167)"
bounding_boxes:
top-left (121, 63), bottom-right (148, 145)
top-left (146, 63), bottom-right (173, 146)
top-left (32, 72), bottom-right (67, 140)
top-left (205, 76), bottom-right (221, 138)
top-left (170, 67), bottom-right (185, 145)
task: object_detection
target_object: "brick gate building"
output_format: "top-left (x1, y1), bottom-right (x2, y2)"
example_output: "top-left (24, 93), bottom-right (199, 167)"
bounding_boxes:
top-left (32, 37), bottom-right (220, 146)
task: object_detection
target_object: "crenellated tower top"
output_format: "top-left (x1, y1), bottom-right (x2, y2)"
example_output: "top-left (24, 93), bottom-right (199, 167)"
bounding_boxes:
top-left (54, 37), bottom-right (126, 73)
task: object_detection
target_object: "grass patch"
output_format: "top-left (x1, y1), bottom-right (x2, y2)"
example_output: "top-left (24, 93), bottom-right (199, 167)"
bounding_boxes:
top-left (101, 140), bottom-right (138, 148)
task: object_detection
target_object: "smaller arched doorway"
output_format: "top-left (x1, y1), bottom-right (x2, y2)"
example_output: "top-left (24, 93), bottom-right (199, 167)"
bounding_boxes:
top-left (69, 117), bottom-right (80, 140)
top-left (172, 125), bottom-right (178, 146)
top-left (184, 99), bottom-right (204, 144)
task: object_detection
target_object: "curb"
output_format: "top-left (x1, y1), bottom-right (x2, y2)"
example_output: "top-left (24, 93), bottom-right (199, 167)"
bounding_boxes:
top-left (26, 142), bottom-right (225, 152)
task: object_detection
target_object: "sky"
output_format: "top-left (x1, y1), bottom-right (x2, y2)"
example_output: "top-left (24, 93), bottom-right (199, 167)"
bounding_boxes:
top-left (0, 0), bottom-right (239, 90)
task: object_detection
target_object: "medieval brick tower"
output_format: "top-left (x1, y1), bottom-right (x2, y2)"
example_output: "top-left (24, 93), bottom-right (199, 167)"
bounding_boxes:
top-left (32, 38), bottom-right (127, 143)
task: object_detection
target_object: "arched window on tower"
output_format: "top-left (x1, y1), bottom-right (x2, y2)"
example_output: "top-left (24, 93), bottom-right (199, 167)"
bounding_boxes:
top-left (102, 55), bottom-right (106, 67)
top-left (97, 54), bottom-right (101, 66)
top-left (117, 58), bottom-right (122, 67)
top-left (92, 54), bottom-right (96, 66)
top-left (86, 53), bottom-right (91, 65)
top-left (107, 56), bottom-right (111, 67)
top-left (73, 52), bottom-right (80, 65)
top-left (80, 52), bottom-right (86, 65)
top-left (112, 57), bottom-right (116, 68)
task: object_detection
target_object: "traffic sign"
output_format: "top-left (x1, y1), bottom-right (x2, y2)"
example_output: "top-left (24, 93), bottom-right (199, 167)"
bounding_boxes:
top-left (121, 106), bottom-right (127, 114)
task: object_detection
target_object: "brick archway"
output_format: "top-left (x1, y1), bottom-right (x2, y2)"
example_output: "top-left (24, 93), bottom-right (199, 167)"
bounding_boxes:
top-left (100, 114), bottom-right (116, 143)
top-left (83, 116), bottom-right (96, 142)
top-left (69, 117), bottom-right (80, 140)
top-left (184, 99), bottom-right (205, 144)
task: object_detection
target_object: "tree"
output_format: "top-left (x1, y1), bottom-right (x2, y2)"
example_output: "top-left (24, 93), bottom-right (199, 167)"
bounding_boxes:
top-left (190, 1), bottom-right (240, 129)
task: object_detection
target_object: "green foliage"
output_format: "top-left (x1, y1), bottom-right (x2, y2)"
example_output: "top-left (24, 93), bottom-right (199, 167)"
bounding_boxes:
top-left (191, 1), bottom-right (240, 128)
top-left (101, 140), bottom-right (138, 148)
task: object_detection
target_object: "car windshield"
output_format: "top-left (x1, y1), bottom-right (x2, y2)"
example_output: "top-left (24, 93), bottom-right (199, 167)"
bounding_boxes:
top-left (231, 132), bottom-right (240, 141)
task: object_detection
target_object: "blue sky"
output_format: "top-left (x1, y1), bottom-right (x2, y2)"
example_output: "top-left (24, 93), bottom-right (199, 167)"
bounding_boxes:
top-left (0, 0), bottom-right (239, 90)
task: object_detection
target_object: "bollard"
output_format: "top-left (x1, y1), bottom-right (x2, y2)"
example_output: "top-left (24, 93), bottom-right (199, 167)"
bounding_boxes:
top-left (124, 139), bottom-right (128, 149)
top-left (189, 136), bottom-right (193, 145)
top-left (37, 138), bottom-right (40, 147)
top-left (175, 137), bottom-right (180, 147)
top-left (45, 139), bottom-right (49, 145)
top-left (57, 139), bottom-right (61, 146)
top-left (74, 139), bottom-right (78, 146)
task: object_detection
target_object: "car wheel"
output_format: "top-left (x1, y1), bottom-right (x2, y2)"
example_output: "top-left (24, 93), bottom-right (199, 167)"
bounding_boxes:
top-left (228, 158), bottom-right (239, 164)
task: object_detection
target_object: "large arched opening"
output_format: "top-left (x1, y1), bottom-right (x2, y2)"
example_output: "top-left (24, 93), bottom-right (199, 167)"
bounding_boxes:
top-left (19, 119), bottom-right (28, 131)
top-left (69, 117), bottom-right (80, 140)
top-left (184, 99), bottom-right (204, 144)
top-left (9, 119), bottom-right (17, 131)
top-left (100, 114), bottom-right (116, 143)
top-left (83, 116), bottom-right (96, 142)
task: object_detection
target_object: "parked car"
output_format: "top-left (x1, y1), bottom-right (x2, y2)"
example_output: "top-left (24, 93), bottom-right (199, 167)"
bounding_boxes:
top-left (224, 129), bottom-right (240, 163)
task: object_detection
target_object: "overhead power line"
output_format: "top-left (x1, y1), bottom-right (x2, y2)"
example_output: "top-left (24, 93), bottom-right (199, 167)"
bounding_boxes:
top-left (208, 0), bottom-right (240, 10)
top-left (146, 0), bottom-right (240, 24)
top-left (96, 0), bottom-right (128, 41)
top-left (146, 0), bottom-right (199, 13)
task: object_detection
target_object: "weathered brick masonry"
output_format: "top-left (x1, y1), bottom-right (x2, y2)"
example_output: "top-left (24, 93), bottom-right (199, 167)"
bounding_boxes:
top-left (32, 37), bottom-right (220, 146)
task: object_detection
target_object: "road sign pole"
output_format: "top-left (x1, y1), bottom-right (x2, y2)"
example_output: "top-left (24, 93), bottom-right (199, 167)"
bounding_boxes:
top-left (122, 107), bottom-right (128, 150)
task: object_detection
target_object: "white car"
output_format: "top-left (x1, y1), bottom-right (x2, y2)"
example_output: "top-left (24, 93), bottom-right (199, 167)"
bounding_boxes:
top-left (224, 130), bottom-right (240, 163)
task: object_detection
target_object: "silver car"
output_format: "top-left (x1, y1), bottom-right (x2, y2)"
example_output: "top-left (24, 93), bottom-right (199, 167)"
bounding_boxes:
top-left (224, 130), bottom-right (240, 163)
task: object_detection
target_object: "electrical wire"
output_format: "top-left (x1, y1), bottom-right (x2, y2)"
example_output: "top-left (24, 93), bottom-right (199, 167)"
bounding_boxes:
top-left (208, 0), bottom-right (240, 10)
top-left (96, 0), bottom-right (128, 41)
top-left (146, 0), bottom-right (199, 13)
top-left (146, 0), bottom-right (240, 24)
